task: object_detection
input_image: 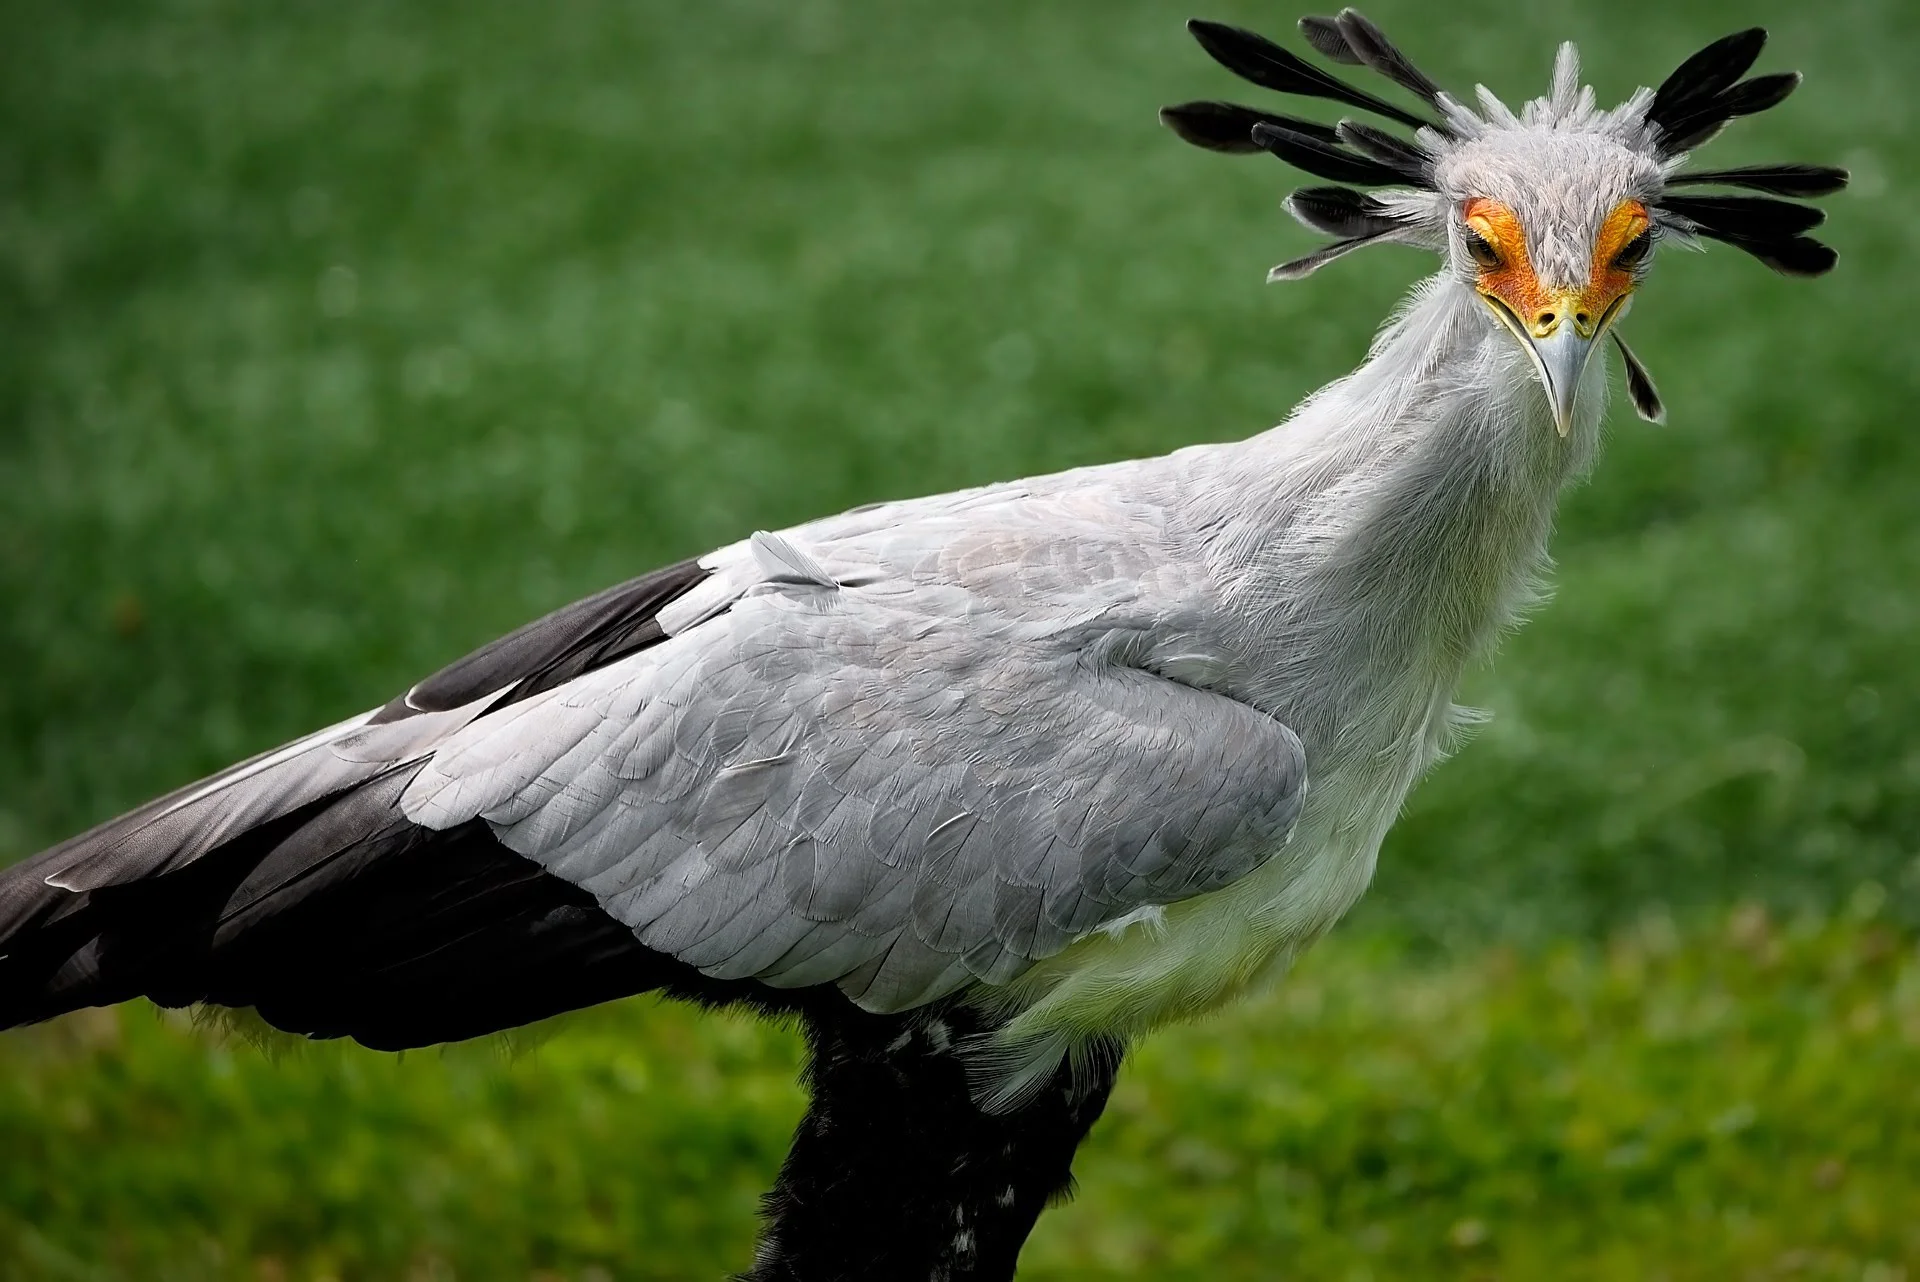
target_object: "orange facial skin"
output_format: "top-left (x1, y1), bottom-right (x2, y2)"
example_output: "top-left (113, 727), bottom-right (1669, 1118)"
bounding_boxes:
top-left (1464, 197), bottom-right (1648, 338)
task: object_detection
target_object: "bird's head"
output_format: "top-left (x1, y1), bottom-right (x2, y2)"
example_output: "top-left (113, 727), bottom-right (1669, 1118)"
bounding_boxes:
top-left (1162, 13), bottom-right (1846, 436)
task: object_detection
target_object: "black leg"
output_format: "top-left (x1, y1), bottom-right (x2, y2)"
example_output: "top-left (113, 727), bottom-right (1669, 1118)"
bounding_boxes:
top-left (742, 1008), bottom-right (1120, 1282)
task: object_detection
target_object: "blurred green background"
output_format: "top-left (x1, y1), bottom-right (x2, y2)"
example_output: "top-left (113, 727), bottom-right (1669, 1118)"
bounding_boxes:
top-left (2, 0), bottom-right (1915, 1277)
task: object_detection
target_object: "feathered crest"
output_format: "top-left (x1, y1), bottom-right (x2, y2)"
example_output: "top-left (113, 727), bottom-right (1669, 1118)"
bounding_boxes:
top-left (1161, 10), bottom-right (1846, 281)
top-left (1639, 29), bottom-right (1843, 276)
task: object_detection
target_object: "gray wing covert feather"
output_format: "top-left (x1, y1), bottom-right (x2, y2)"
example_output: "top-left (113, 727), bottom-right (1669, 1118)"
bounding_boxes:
top-left (401, 587), bottom-right (1306, 1013)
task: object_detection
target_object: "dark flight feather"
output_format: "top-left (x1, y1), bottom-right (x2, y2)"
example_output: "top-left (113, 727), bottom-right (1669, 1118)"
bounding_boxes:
top-left (1659, 194), bottom-right (1825, 240)
top-left (1612, 334), bottom-right (1666, 425)
top-left (1159, 101), bottom-right (1341, 154)
top-left (0, 773), bottom-right (818, 1044)
top-left (1666, 164), bottom-right (1848, 198)
top-left (0, 558), bottom-right (714, 964)
top-left (1186, 19), bottom-right (1435, 132)
top-left (1335, 120), bottom-right (1431, 184)
top-left (1298, 15), bottom-right (1362, 65)
top-left (376, 557), bottom-right (711, 721)
top-left (1333, 9), bottom-right (1448, 110)
top-left (1251, 120), bottom-right (1408, 186)
top-left (1648, 28), bottom-right (1767, 127)
top-left (0, 546), bottom-right (833, 1045)
top-left (1285, 185), bottom-right (1402, 238)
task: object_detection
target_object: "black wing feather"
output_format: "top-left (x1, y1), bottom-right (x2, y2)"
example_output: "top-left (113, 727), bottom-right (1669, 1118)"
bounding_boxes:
top-left (2, 773), bottom-right (801, 1045)
top-left (0, 557), bottom-right (711, 904)
top-left (0, 554), bottom-right (720, 1038)
top-left (377, 557), bottom-right (710, 721)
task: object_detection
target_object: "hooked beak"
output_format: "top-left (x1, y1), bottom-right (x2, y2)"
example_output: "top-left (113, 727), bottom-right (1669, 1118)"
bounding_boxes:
top-left (1526, 323), bottom-right (1599, 439)
top-left (1481, 292), bottom-right (1629, 438)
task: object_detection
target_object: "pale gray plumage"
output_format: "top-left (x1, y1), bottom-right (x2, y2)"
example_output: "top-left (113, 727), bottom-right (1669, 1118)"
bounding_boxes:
top-left (1, 13), bottom-right (1845, 1117)
top-left (402, 491), bottom-right (1307, 1015)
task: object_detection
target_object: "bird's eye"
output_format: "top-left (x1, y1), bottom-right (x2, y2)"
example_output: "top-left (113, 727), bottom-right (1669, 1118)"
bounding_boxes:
top-left (1463, 229), bottom-right (1502, 270)
top-left (1613, 230), bottom-right (1652, 270)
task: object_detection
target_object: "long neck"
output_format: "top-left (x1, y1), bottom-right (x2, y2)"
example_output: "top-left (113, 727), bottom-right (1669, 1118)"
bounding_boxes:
top-left (1177, 275), bottom-right (1607, 757)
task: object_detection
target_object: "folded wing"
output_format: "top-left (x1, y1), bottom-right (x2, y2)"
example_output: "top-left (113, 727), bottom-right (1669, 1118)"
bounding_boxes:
top-left (2, 501), bottom-right (1306, 1041)
top-left (406, 564), bottom-right (1307, 1013)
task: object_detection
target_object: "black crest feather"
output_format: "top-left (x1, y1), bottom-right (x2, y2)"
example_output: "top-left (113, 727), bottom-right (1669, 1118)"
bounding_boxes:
top-left (1297, 15), bottom-right (1363, 65)
top-left (1159, 101), bottom-right (1341, 154)
top-left (1657, 71), bottom-right (1801, 153)
top-left (1285, 185), bottom-right (1402, 238)
top-left (1333, 9), bottom-right (1448, 110)
top-left (1647, 33), bottom-right (1842, 280)
top-left (1165, 13), bottom-right (1448, 189)
top-left (1166, 14), bottom-right (1843, 288)
top-left (1660, 194), bottom-right (1825, 240)
top-left (1656, 194), bottom-right (1837, 278)
top-left (1722, 235), bottom-right (1838, 277)
top-left (1186, 19), bottom-right (1435, 132)
top-left (1667, 164), bottom-right (1849, 198)
top-left (1335, 120), bottom-right (1431, 184)
top-left (1612, 335), bottom-right (1666, 425)
top-left (1649, 28), bottom-right (1767, 126)
top-left (1251, 120), bottom-right (1410, 187)
top-left (1267, 229), bottom-right (1399, 282)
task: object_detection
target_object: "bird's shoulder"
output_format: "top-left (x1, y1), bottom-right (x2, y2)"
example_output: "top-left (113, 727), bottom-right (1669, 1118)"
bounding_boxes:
top-left (674, 454), bottom-right (1223, 639)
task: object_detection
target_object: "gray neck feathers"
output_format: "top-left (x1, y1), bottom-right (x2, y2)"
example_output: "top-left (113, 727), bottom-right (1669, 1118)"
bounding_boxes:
top-left (1178, 274), bottom-right (1606, 757)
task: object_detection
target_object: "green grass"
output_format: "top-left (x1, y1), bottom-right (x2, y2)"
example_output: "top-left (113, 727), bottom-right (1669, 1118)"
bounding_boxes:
top-left (4, 906), bottom-right (1914, 1281)
top-left (1, 0), bottom-right (1915, 1276)
top-left (1038, 905), bottom-right (1919, 1282)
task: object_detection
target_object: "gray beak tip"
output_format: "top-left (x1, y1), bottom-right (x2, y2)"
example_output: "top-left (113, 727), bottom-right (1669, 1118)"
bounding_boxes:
top-left (1479, 293), bottom-right (1607, 439)
top-left (1528, 326), bottom-right (1598, 441)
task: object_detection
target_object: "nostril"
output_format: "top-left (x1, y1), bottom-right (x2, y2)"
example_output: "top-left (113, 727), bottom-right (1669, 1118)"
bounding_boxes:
top-left (1537, 311), bottom-right (1556, 327)
top-left (1575, 311), bottom-right (1591, 327)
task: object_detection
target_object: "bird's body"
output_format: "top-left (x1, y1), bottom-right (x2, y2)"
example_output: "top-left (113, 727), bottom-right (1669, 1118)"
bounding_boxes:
top-left (0, 12), bottom-right (1842, 1278)
top-left (940, 271), bottom-right (1587, 1057)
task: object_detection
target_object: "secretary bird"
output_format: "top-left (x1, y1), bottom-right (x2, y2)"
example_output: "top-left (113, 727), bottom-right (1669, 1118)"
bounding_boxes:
top-left (0, 12), bottom-right (1841, 1279)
